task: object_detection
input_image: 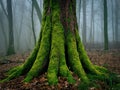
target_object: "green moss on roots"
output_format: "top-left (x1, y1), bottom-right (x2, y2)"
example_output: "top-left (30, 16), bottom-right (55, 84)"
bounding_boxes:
top-left (0, 0), bottom-right (109, 85)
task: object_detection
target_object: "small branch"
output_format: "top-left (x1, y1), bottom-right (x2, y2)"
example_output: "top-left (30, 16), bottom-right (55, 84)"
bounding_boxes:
top-left (32, 0), bottom-right (42, 24)
top-left (0, 0), bottom-right (8, 18)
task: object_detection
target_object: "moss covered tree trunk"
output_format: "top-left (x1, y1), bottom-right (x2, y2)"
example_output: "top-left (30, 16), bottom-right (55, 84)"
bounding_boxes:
top-left (1, 0), bottom-right (107, 85)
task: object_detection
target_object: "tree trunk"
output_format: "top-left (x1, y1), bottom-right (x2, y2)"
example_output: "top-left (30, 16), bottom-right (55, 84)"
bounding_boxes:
top-left (6, 0), bottom-right (15, 55)
top-left (82, 0), bottom-right (87, 46)
top-left (115, 0), bottom-right (118, 46)
top-left (32, 0), bottom-right (42, 24)
top-left (111, 0), bottom-right (114, 43)
top-left (89, 0), bottom-right (94, 49)
top-left (1, 0), bottom-right (107, 85)
top-left (31, 1), bottom-right (36, 45)
top-left (104, 0), bottom-right (108, 50)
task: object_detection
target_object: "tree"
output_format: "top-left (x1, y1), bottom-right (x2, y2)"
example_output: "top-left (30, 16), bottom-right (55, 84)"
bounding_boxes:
top-left (82, 0), bottom-right (87, 46)
top-left (7, 0), bottom-right (15, 55)
top-left (0, 0), bottom-right (15, 55)
top-left (1, 0), bottom-right (107, 85)
top-left (115, 0), bottom-right (118, 46)
top-left (32, 0), bottom-right (42, 24)
top-left (0, 11), bottom-right (7, 50)
top-left (104, 0), bottom-right (108, 50)
top-left (31, 0), bottom-right (36, 45)
top-left (31, 0), bottom-right (42, 45)
top-left (111, 0), bottom-right (115, 43)
top-left (89, 0), bottom-right (94, 48)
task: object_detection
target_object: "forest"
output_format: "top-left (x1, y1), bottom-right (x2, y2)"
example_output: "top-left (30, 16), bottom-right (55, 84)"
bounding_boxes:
top-left (0, 0), bottom-right (120, 90)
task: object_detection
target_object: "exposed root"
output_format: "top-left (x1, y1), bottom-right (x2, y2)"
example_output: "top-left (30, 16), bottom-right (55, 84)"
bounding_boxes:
top-left (24, 15), bottom-right (52, 82)
top-left (66, 31), bottom-right (89, 83)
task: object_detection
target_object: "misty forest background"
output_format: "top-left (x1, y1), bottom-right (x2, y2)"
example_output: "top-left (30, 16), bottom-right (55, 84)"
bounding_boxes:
top-left (0, 0), bottom-right (120, 56)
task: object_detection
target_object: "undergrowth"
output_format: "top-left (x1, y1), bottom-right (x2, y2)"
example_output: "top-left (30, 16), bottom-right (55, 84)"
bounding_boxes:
top-left (78, 71), bottom-right (120, 90)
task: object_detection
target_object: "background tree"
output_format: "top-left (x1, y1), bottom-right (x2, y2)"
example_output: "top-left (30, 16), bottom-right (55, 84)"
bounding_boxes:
top-left (31, 0), bottom-right (36, 44)
top-left (6, 0), bottom-right (15, 55)
top-left (82, 0), bottom-right (87, 46)
top-left (115, 0), bottom-right (118, 46)
top-left (0, 0), bottom-right (15, 55)
top-left (0, 0), bottom-right (120, 55)
top-left (104, 0), bottom-right (108, 50)
top-left (89, 0), bottom-right (94, 49)
top-left (0, 11), bottom-right (7, 50)
top-left (32, 0), bottom-right (42, 24)
top-left (31, 0), bottom-right (42, 45)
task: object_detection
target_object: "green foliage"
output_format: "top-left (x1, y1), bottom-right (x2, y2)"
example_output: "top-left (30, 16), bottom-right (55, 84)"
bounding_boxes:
top-left (78, 82), bottom-right (89, 90)
top-left (106, 72), bottom-right (120, 89)
top-left (87, 71), bottom-right (120, 89)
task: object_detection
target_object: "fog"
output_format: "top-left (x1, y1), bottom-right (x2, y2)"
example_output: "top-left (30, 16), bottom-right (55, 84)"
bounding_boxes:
top-left (0, 0), bottom-right (120, 56)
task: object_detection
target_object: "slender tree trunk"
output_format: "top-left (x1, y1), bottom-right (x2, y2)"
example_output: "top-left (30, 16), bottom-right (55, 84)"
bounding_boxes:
top-left (32, 0), bottom-right (42, 24)
top-left (115, 0), bottom-right (118, 46)
top-left (7, 0), bottom-right (15, 55)
top-left (89, 0), bottom-right (94, 49)
top-left (82, 0), bottom-right (87, 46)
top-left (104, 0), bottom-right (108, 50)
top-left (0, 13), bottom-right (8, 49)
top-left (1, 0), bottom-right (107, 85)
top-left (17, 1), bottom-right (25, 50)
top-left (31, 1), bottom-right (36, 45)
top-left (111, 0), bottom-right (114, 43)
top-left (78, 0), bottom-right (81, 29)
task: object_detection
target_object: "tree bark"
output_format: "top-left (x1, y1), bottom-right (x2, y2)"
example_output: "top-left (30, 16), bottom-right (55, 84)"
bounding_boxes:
top-left (32, 0), bottom-right (42, 24)
top-left (31, 1), bottom-right (36, 45)
top-left (7, 0), bottom-right (15, 55)
top-left (82, 0), bottom-right (87, 46)
top-left (104, 0), bottom-right (108, 50)
top-left (115, 0), bottom-right (118, 46)
top-left (89, 0), bottom-right (94, 49)
top-left (1, 0), bottom-right (107, 85)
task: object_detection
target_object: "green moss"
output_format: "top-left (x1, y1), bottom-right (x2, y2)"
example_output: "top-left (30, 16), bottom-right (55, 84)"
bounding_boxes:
top-left (0, 66), bottom-right (23, 82)
top-left (47, 2), bottom-right (61, 85)
top-left (6, 65), bottom-right (21, 75)
top-left (47, 1), bottom-right (75, 84)
top-left (47, 72), bottom-right (58, 85)
top-left (75, 29), bottom-right (102, 75)
top-left (94, 65), bottom-right (108, 74)
top-left (24, 14), bottom-right (52, 82)
top-left (66, 31), bottom-right (89, 83)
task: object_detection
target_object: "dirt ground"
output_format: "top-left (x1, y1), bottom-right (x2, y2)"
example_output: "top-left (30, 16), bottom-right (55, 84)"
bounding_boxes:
top-left (0, 50), bottom-right (120, 90)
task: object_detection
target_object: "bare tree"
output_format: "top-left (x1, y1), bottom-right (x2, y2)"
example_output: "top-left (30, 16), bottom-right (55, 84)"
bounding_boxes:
top-left (115, 0), bottom-right (118, 45)
top-left (0, 0), bottom-right (15, 55)
top-left (31, 0), bottom-right (36, 44)
top-left (82, 0), bottom-right (87, 46)
top-left (89, 0), bottom-right (94, 48)
top-left (32, 0), bottom-right (42, 24)
top-left (104, 0), bottom-right (108, 50)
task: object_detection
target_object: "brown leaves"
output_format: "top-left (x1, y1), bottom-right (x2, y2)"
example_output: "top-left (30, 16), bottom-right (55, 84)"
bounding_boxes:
top-left (0, 50), bottom-right (120, 89)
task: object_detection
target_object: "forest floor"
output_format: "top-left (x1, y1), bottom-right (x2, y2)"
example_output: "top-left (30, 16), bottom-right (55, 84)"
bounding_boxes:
top-left (0, 50), bottom-right (120, 90)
